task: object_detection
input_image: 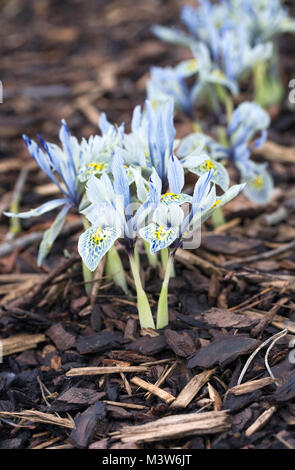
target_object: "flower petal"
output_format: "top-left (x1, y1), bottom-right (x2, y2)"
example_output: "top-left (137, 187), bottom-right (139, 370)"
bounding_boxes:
top-left (78, 226), bottom-right (121, 272)
top-left (139, 223), bottom-right (178, 253)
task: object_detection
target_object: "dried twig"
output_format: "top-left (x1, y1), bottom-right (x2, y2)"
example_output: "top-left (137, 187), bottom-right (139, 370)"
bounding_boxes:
top-left (0, 410), bottom-right (74, 429)
top-left (1, 333), bottom-right (46, 356)
top-left (228, 377), bottom-right (276, 396)
top-left (130, 376), bottom-right (175, 403)
top-left (245, 406), bottom-right (277, 437)
top-left (171, 369), bottom-right (216, 409)
top-left (66, 366), bottom-right (148, 376)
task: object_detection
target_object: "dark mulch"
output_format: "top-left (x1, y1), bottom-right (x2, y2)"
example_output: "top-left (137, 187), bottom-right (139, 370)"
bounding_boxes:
top-left (1, 0), bottom-right (295, 450)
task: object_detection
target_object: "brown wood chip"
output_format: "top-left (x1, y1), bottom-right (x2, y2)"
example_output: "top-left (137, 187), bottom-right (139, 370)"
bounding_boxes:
top-left (171, 369), bottom-right (216, 408)
top-left (66, 365), bottom-right (148, 376)
top-left (130, 376), bottom-right (175, 403)
top-left (1, 333), bottom-right (46, 356)
top-left (228, 377), bottom-right (276, 396)
top-left (116, 410), bottom-right (231, 443)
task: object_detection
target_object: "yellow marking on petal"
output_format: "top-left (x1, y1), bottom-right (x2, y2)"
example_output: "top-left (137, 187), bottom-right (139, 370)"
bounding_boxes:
top-left (212, 200), bottom-right (221, 209)
top-left (90, 227), bottom-right (108, 246)
top-left (151, 99), bottom-right (160, 110)
top-left (186, 59), bottom-right (198, 71)
top-left (212, 69), bottom-right (226, 79)
top-left (156, 225), bottom-right (164, 239)
top-left (88, 162), bottom-right (108, 172)
top-left (250, 176), bottom-right (264, 189)
top-left (161, 192), bottom-right (178, 201)
top-left (199, 159), bottom-right (216, 172)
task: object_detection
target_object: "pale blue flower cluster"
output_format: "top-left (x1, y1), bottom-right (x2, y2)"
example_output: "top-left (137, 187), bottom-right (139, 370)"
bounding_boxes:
top-left (150, 0), bottom-right (294, 113)
top-left (177, 101), bottom-right (273, 204)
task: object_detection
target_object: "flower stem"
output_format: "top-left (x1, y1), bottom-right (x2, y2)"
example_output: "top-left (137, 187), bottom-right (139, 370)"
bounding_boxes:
top-left (128, 254), bottom-right (155, 329)
top-left (143, 240), bottom-right (158, 268)
top-left (160, 247), bottom-right (175, 278)
top-left (156, 254), bottom-right (174, 329)
top-left (211, 206), bottom-right (225, 228)
top-left (105, 244), bottom-right (129, 295)
top-left (215, 84), bottom-right (233, 123)
top-left (253, 60), bottom-right (283, 108)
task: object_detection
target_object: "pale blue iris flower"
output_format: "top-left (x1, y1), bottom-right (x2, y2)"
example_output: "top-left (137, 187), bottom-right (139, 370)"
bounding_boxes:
top-left (177, 101), bottom-right (273, 203)
top-left (229, 0), bottom-right (295, 45)
top-left (147, 66), bottom-right (196, 116)
top-left (78, 112), bottom-right (125, 182)
top-left (152, 0), bottom-right (274, 103)
top-left (5, 120), bottom-right (93, 264)
top-left (140, 169), bottom-right (245, 253)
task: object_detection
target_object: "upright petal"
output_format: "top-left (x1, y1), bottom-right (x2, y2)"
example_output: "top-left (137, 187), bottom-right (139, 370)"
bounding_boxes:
top-left (167, 154), bottom-right (184, 194)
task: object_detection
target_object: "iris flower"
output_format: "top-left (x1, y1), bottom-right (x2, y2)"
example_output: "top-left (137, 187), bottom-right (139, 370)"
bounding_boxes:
top-left (177, 101), bottom-right (273, 203)
top-left (5, 120), bottom-right (92, 264)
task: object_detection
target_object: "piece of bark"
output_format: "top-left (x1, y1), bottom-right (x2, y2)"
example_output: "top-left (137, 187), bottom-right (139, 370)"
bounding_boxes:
top-left (57, 387), bottom-right (105, 405)
top-left (76, 330), bottom-right (122, 354)
top-left (116, 410), bottom-right (231, 443)
top-left (46, 323), bottom-right (76, 351)
top-left (124, 318), bottom-right (137, 341)
top-left (70, 401), bottom-right (106, 448)
top-left (127, 335), bottom-right (167, 355)
top-left (164, 329), bottom-right (196, 358)
top-left (16, 350), bottom-right (38, 367)
top-left (202, 235), bottom-right (261, 255)
top-left (188, 335), bottom-right (261, 369)
top-left (273, 374), bottom-right (295, 402)
top-left (107, 405), bottom-right (133, 419)
top-left (200, 308), bottom-right (256, 329)
top-left (232, 408), bottom-right (253, 433)
top-left (223, 390), bottom-right (262, 412)
top-left (171, 369), bottom-right (216, 409)
top-left (90, 305), bottom-right (103, 332)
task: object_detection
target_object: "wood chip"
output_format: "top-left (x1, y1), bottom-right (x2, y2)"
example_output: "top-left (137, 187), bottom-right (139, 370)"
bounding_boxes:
top-left (0, 410), bottom-right (74, 429)
top-left (46, 323), bottom-right (76, 351)
top-left (70, 401), bottom-right (106, 448)
top-left (228, 377), bottom-right (276, 396)
top-left (66, 366), bottom-right (148, 376)
top-left (171, 369), bottom-right (216, 408)
top-left (130, 376), bottom-right (175, 404)
top-left (145, 362), bottom-right (177, 400)
top-left (116, 410), bottom-right (231, 443)
top-left (1, 333), bottom-right (46, 356)
top-left (31, 436), bottom-right (61, 449)
top-left (244, 309), bottom-right (295, 334)
top-left (245, 406), bottom-right (277, 437)
top-left (208, 383), bottom-right (222, 411)
top-left (103, 401), bottom-right (147, 410)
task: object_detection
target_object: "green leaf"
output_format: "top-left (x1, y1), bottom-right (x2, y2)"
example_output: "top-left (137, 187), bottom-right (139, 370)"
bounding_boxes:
top-left (37, 204), bottom-right (70, 265)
